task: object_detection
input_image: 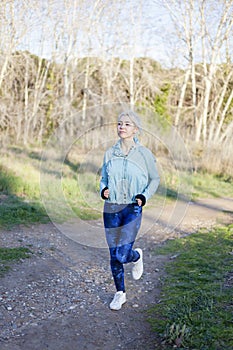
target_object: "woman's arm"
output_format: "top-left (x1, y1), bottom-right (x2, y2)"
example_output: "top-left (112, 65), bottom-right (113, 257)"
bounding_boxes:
top-left (100, 155), bottom-right (109, 200)
top-left (140, 148), bottom-right (160, 202)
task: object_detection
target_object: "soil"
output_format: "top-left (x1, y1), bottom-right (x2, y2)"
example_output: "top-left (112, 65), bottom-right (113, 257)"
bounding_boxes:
top-left (0, 197), bottom-right (233, 350)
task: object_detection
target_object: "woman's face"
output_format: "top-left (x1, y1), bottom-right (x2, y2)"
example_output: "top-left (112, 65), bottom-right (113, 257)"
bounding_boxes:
top-left (117, 115), bottom-right (138, 140)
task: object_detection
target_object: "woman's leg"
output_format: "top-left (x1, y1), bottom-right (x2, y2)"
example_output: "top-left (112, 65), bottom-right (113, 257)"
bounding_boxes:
top-left (109, 247), bottom-right (125, 292)
top-left (103, 203), bottom-right (142, 292)
top-left (103, 203), bottom-right (125, 292)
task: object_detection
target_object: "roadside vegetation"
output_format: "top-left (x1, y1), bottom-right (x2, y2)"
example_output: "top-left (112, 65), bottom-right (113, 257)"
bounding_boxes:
top-left (0, 146), bottom-right (233, 229)
top-left (0, 152), bottom-right (49, 229)
top-left (150, 225), bottom-right (233, 349)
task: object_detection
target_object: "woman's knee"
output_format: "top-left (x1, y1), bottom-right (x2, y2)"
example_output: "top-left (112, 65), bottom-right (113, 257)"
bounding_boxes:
top-left (116, 244), bottom-right (133, 264)
top-left (116, 254), bottom-right (128, 264)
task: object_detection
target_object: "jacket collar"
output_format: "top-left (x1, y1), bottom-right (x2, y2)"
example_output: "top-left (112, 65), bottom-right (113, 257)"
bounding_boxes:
top-left (113, 137), bottom-right (140, 157)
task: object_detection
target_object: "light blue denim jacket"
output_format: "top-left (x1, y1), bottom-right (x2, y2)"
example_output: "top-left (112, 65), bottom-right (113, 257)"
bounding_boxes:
top-left (100, 138), bottom-right (160, 204)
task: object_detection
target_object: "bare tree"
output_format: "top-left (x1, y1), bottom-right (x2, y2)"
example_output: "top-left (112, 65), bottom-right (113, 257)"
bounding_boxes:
top-left (0, 1), bottom-right (30, 89)
top-left (155, 0), bottom-right (233, 146)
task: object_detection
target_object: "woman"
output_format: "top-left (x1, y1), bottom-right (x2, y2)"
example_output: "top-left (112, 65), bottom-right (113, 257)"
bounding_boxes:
top-left (100, 111), bottom-right (160, 310)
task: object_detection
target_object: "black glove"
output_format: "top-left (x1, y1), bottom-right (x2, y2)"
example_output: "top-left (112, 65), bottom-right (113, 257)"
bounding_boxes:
top-left (101, 186), bottom-right (109, 200)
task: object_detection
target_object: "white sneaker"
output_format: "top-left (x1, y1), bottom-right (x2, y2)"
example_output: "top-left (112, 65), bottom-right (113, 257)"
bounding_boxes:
top-left (132, 248), bottom-right (143, 280)
top-left (109, 291), bottom-right (126, 311)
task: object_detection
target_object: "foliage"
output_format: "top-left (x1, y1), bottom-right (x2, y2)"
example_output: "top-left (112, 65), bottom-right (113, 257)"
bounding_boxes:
top-left (153, 83), bottom-right (172, 128)
top-left (149, 225), bottom-right (233, 349)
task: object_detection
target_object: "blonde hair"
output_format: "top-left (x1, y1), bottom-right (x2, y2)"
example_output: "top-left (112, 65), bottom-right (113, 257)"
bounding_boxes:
top-left (118, 110), bottom-right (142, 133)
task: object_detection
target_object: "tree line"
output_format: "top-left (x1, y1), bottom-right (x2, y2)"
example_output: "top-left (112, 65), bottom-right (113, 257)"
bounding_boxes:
top-left (0, 0), bottom-right (232, 176)
top-left (0, 51), bottom-right (232, 173)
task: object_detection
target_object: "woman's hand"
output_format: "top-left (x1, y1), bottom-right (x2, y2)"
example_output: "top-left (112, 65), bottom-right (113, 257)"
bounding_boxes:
top-left (135, 194), bottom-right (146, 207)
top-left (103, 188), bottom-right (110, 199)
top-left (135, 198), bottom-right (142, 206)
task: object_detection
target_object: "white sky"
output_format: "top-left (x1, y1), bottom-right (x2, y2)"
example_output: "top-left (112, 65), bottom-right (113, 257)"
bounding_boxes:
top-left (7, 0), bottom-right (233, 68)
top-left (14, 0), bottom-right (176, 67)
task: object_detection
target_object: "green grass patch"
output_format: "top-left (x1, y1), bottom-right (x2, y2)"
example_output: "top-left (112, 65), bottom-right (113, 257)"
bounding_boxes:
top-left (0, 195), bottom-right (49, 229)
top-left (0, 160), bottom-right (41, 200)
top-left (150, 225), bottom-right (233, 349)
top-left (0, 247), bottom-right (32, 276)
top-left (189, 172), bottom-right (233, 199)
top-left (62, 173), bottom-right (101, 220)
top-left (159, 170), bottom-right (233, 202)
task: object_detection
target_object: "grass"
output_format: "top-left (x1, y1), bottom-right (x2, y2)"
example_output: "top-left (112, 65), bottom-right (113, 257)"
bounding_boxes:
top-left (0, 247), bottom-right (32, 276)
top-left (0, 195), bottom-right (49, 229)
top-left (0, 150), bottom-right (50, 228)
top-left (157, 170), bottom-right (233, 202)
top-left (149, 225), bottom-right (233, 349)
top-left (0, 144), bottom-right (109, 229)
top-left (188, 171), bottom-right (233, 199)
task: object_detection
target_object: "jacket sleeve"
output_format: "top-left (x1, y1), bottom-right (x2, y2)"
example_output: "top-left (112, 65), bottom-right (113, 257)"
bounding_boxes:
top-left (141, 148), bottom-right (160, 201)
top-left (100, 153), bottom-right (108, 197)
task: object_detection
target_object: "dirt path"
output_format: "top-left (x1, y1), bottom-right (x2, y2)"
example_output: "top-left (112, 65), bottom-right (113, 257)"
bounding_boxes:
top-left (0, 198), bottom-right (233, 350)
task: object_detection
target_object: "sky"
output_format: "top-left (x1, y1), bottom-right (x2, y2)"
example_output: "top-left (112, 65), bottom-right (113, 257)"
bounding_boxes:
top-left (5, 0), bottom-right (233, 68)
top-left (15, 0), bottom-right (175, 67)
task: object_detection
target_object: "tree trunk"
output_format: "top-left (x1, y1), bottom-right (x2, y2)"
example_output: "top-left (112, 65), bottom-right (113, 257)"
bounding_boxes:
top-left (175, 67), bottom-right (191, 127)
top-left (129, 57), bottom-right (135, 109)
top-left (82, 57), bottom-right (90, 125)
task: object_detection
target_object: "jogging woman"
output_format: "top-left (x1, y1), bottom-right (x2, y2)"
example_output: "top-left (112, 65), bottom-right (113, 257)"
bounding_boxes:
top-left (100, 111), bottom-right (160, 310)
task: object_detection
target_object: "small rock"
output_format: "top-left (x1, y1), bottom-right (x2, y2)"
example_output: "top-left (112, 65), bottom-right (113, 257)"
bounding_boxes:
top-left (69, 305), bottom-right (77, 310)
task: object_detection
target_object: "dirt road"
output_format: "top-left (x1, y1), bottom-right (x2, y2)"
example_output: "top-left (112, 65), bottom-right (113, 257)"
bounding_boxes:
top-left (0, 198), bottom-right (233, 350)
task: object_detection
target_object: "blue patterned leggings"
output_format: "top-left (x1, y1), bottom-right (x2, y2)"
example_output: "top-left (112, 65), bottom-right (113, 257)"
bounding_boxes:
top-left (103, 202), bottom-right (142, 292)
